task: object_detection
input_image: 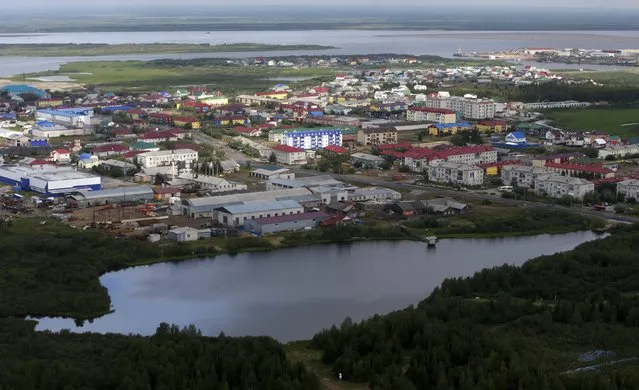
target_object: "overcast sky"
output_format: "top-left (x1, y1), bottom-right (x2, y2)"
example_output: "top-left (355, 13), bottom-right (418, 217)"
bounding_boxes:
top-left (11, 0), bottom-right (639, 8)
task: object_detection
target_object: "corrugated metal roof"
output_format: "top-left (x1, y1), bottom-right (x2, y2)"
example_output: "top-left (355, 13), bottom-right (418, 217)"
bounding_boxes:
top-left (186, 188), bottom-right (311, 208)
top-left (217, 200), bottom-right (302, 214)
top-left (74, 186), bottom-right (153, 200)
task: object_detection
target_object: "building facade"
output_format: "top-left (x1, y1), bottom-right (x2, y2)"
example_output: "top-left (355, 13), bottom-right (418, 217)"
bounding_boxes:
top-left (137, 149), bottom-right (199, 168)
top-left (617, 179), bottom-right (639, 201)
top-left (272, 145), bottom-right (307, 165)
top-left (406, 107), bottom-right (457, 123)
top-left (282, 128), bottom-right (343, 150)
top-left (214, 200), bottom-right (305, 227)
top-left (423, 96), bottom-right (496, 119)
top-left (245, 212), bottom-right (330, 234)
top-left (356, 128), bottom-right (399, 145)
top-left (534, 175), bottom-right (595, 200)
top-left (427, 161), bottom-right (484, 187)
top-left (501, 165), bottom-right (550, 188)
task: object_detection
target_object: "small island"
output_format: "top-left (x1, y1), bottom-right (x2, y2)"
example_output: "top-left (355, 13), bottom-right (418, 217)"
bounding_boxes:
top-left (0, 42), bottom-right (336, 57)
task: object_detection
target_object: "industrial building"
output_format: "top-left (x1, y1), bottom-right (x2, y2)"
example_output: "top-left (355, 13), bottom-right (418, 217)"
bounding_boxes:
top-left (0, 165), bottom-right (101, 196)
top-left (245, 211), bottom-right (330, 234)
top-left (30, 121), bottom-right (90, 138)
top-left (350, 152), bottom-right (385, 169)
top-left (36, 107), bottom-right (94, 128)
top-left (182, 188), bottom-right (313, 218)
top-left (68, 185), bottom-right (154, 207)
top-left (281, 128), bottom-right (343, 150)
top-left (213, 199), bottom-right (305, 227)
top-left (167, 227), bottom-right (200, 242)
top-left (346, 187), bottom-right (402, 203)
top-left (250, 167), bottom-right (295, 181)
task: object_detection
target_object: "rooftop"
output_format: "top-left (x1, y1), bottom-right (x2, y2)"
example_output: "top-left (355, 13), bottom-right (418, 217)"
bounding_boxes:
top-left (250, 211), bottom-right (330, 225)
top-left (72, 185), bottom-right (153, 201)
top-left (273, 144), bottom-right (305, 153)
top-left (217, 199), bottom-right (302, 214)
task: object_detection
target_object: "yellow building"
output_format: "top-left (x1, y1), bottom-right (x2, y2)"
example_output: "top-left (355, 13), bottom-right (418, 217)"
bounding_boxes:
top-left (255, 91), bottom-right (288, 100)
top-left (174, 117), bottom-right (201, 129)
top-left (197, 96), bottom-right (229, 106)
top-left (36, 98), bottom-right (64, 108)
top-left (475, 120), bottom-right (508, 133)
top-left (357, 128), bottom-right (398, 145)
top-left (426, 122), bottom-right (472, 136)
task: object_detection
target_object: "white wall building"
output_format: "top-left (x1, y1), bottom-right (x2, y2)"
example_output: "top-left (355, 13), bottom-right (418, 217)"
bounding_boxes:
top-left (427, 161), bottom-right (484, 187)
top-left (214, 199), bottom-right (305, 227)
top-left (36, 108), bottom-right (93, 128)
top-left (534, 175), bottom-right (594, 200)
top-left (346, 187), bottom-right (402, 202)
top-left (272, 145), bottom-right (307, 165)
top-left (424, 94), bottom-right (496, 119)
top-left (617, 179), bottom-right (639, 201)
top-left (282, 128), bottom-right (343, 150)
top-left (598, 144), bottom-right (639, 159)
top-left (501, 165), bottom-right (550, 188)
top-left (137, 149), bottom-right (199, 169)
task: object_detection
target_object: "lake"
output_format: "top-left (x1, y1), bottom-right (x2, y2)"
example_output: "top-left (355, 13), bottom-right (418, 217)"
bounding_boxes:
top-left (0, 30), bottom-right (637, 76)
top-left (35, 231), bottom-right (602, 342)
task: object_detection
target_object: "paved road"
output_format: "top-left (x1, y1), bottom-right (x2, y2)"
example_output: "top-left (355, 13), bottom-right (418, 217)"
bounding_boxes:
top-left (294, 168), bottom-right (639, 224)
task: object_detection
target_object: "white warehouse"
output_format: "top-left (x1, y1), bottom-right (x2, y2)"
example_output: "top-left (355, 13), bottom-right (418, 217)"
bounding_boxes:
top-left (0, 165), bottom-right (101, 196)
top-left (213, 199), bottom-right (305, 227)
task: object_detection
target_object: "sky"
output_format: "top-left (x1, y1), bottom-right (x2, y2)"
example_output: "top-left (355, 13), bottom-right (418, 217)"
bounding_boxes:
top-left (10, 0), bottom-right (639, 8)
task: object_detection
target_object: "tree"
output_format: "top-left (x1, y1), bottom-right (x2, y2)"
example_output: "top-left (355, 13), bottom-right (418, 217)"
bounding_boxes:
top-left (269, 152), bottom-right (277, 164)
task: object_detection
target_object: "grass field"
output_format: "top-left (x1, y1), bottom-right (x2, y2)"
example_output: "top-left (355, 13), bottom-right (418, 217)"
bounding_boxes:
top-left (545, 107), bottom-right (639, 138)
top-left (21, 60), bottom-right (338, 93)
top-left (0, 43), bottom-right (334, 57)
top-left (558, 70), bottom-right (639, 87)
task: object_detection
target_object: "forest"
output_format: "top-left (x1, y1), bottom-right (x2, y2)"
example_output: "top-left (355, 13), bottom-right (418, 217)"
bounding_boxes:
top-left (0, 319), bottom-right (318, 390)
top-left (310, 224), bottom-right (639, 389)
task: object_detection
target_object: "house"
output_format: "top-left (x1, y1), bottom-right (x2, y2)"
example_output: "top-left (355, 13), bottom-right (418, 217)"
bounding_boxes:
top-left (168, 226), bottom-right (199, 242)
top-left (422, 198), bottom-right (471, 215)
top-left (357, 128), bottom-right (399, 146)
top-left (250, 167), bottom-right (295, 180)
top-left (233, 126), bottom-right (262, 137)
top-left (173, 117), bottom-right (201, 129)
top-left (384, 201), bottom-right (418, 217)
top-left (214, 199), bottom-right (305, 227)
top-left (272, 145), bottom-right (307, 165)
top-left (213, 116), bottom-right (249, 127)
top-left (617, 179), bottom-right (639, 202)
top-left (220, 159), bottom-right (241, 174)
top-left (322, 145), bottom-right (348, 155)
top-left (148, 113), bottom-right (174, 125)
top-left (244, 212), bottom-right (330, 234)
top-left (112, 127), bottom-right (136, 139)
top-left (325, 201), bottom-right (365, 219)
top-left (92, 144), bottom-right (129, 158)
top-left (426, 122), bottom-right (472, 136)
top-left (152, 186), bottom-right (181, 201)
top-left (78, 155), bottom-right (100, 169)
top-left (138, 131), bottom-right (179, 144)
top-left (476, 120), bottom-right (508, 133)
top-left (426, 161), bottom-right (484, 187)
top-left (534, 175), bottom-right (595, 200)
top-left (501, 165), bottom-right (550, 188)
top-left (505, 131), bottom-right (527, 145)
top-left (49, 149), bottom-right (71, 163)
top-left (100, 159), bottom-right (138, 176)
top-left (350, 152), bottom-right (385, 169)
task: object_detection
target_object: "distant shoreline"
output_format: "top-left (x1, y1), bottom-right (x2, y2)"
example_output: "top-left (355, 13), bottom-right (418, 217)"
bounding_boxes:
top-left (0, 43), bottom-right (336, 57)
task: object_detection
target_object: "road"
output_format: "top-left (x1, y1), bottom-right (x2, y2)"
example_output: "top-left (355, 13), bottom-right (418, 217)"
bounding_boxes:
top-left (293, 168), bottom-right (639, 224)
top-left (191, 131), bottom-right (254, 164)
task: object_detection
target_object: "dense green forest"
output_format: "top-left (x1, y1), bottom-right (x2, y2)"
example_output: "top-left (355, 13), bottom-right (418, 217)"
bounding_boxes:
top-left (0, 319), bottom-right (318, 390)
top-left (310, 225), bottom-right (639, 389)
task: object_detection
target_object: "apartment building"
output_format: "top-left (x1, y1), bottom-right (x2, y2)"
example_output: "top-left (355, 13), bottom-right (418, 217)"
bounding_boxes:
top-left (137, 149), bottom-right (199, 169)
top-left (357, 128), bottom-right (399, 146)
top-left (501, 165), bottom-right (550, 188)
top-left (272, 145), bottom-right (307, 165)
top-left (617, 179), bottom-right (639, 201)
top-left (426, 161), bottom-right (484, 187)
top-left (282, 128), bottom-right (343, 150)
top-left (534, 175), bottom-right (595, 200)
top-left (406, 107), bottom-right (457, 123)
top-left (423, 95), bottom-right (496, 119)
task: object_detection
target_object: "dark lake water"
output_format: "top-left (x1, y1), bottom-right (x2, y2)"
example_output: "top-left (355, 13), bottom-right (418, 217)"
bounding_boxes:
top-left (35, 232), bottom-right (602, 342)
top-left (0, 30), bottom-right (636, 76)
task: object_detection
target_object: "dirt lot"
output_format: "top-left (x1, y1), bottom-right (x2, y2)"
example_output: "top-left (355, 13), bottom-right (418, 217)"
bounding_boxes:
top-left (0, 78), bottom-right (83, 92)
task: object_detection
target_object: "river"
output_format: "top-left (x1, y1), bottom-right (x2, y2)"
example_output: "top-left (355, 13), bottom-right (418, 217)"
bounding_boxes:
top-left (35, 231), bottom-right (602, 342)
top-left (0, 30), bottom-right (637, 76)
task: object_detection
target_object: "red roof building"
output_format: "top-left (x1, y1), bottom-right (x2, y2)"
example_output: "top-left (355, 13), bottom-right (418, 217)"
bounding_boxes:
top-left (273, 144), bottom-right (304, 153)
top-left (323, 145), bottom-right (348, 154)
top-left (92, 144), bottom-right (128, 157)
top-left (545, 162), bottom-right (615, 178)
top-left (30, 159), bottom-right (56, 167)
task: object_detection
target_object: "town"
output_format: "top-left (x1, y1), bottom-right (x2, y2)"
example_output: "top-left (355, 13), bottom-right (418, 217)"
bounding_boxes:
top-left (1, 61), bottom-right (638, 244)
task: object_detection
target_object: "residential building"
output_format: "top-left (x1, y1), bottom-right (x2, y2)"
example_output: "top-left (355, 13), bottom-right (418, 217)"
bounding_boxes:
top-left (350, 152), bottom-right (385, 169)
top-left (304, 115), bottom-right (361, 127)
top-left (49, 149), bottom-right (71, 163)
top-left (233, 126), bottom-right (262, 137)
top-left (423, 94), bottom-right (496, 119)
top-left (544, 162), bottom-right (615, 179)
top-left (92, 144), bottom-right (128, 158)
top-left (505, 131), bottom-right (527, 145)
top-left (214, 200), bottom-right (305, 227)
top-left (369, 102), bottom-right (408, 113)
top-left (598, 144), bottom-right (639, 159)
top-left (534, 175), bottom-right (595, 200)
top-left (282, 128), bottom-right (343, 150)
top-left (272, 145), bottom-right (307, 165)
top-left (426, 161), bottom-right (484, 187)
top-left (422, 198), bottom-right (471, 215)
top-left (522, 101), bottom-right (592, 110)
top-left (255, 91), bottom-right (289, 100)
top-left (406, 107), bottom-right (457, 123)
top-left (476, 120), bottom-right (508, 133)
top-left (357, 128), bottom-right (399, 146)
top-left (130, 141), bottom-right (160, 152)
top-left (245, 212), bottom-right (330, 234)
top-left (617, 179), bottom-right (639, 201)
top-left (213, 116), bottom-right (249, 127)
top-left (402, 145), bottom-right (497, 173)
top-left (426, 122), bottom-right (472, 136)
top-left (532, 152), bottom-right (584, 168)
top-left (137, 131), bottom-right (179, 144)
top-left (36, 98), bottom-right (64, 108)
top-left (501, 165), bottom-right (550, 188)
top-left (148, 113), bottom-right (174, 125)
top-left (173, 117), bottom-right (201, 129)
top-left (137, 149), bottom-right (199, 169)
